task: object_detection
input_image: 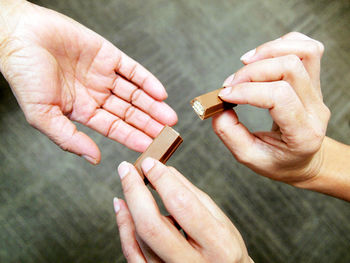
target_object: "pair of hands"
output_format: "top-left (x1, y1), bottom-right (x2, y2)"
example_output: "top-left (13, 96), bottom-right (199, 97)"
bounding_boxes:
top-left (113, 33), bottom-right (330, 261)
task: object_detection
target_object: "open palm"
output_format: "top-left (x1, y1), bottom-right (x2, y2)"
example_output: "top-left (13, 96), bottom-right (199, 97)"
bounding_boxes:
top-left (0, 2), bottom-right (177, 164)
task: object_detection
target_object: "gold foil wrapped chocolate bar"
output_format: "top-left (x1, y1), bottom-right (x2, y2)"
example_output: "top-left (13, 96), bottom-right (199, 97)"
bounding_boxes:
top-left (134, 126), bottom-right (183, 179)
top-left (190, 88), bottom-right (236, 120)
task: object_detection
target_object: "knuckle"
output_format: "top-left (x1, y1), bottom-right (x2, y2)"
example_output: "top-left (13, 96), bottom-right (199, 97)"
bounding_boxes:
top-left (124, 105), bottom-right (135, 121)
top-left (58, 134), bottom-right (75, 152)
top-left (283, 54), bottom-right (302, 68)
top-left (281, 54), bottom-right (307, 79)
top-left (213, 119), bottom-right (231, 139)
top-left (285, 31), bottom-right (305, 39)
top-left (136, 218), bottom-right (160, 240)
top-left (130, 88), bottom-right (142, 104)
top-left (116, 215), bottom-right (128, 230)
top-left (306, 41), bottom-right (321, 56)
top-left (121, 243), bottom-right (138, 260)
top-left (316, 40), bottom-right (325, 55)
top-left (166, 187), bottom-right (193, 214)
top-left (274, 81), bottom-right (294, 103)
top-left (107, 118), bottom-right (122, 137)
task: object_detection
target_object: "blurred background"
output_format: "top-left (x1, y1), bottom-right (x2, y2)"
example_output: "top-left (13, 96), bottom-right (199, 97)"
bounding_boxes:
top-left (1, 0), bottom-right (350, 262)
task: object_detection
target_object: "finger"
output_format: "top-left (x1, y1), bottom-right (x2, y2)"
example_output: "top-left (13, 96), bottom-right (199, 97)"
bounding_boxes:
top-left (27, 105), bottom-right (100, 164)
top-left (118, 161), bottom-right (200, 262)
top-left (225, 55), bottom-right (320, 108)
top-left (212, 110), bottom-right (265, 165)
top-left (114, 50), bottom-right (168, 101)
top-left (85, 108), bottom-right (152, 152)
top-left (240, 39), bottom-right (323, 93)
top-left (141, 158), bottom-right (227, 250)
top-left (167, 167), bottom-right (231, 224)
top-left (102, 94), bottom-right (164, 138)
top-left (219, 81), bottom-right (307, 134)
top-left (111, 75), bottom-right (177, 126)
top-left (114, 198), bottom-right (146, 263)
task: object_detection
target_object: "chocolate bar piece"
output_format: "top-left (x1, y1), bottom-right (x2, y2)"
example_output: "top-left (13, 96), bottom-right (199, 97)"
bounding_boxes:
top-left (190, 88), bottom-right (236, 120)
top-left (134, 126), bottom-right (183, 179)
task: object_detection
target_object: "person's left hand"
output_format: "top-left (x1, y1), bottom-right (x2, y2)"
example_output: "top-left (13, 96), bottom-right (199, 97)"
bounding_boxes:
top-left (113, 158), bottom-right (253, 263)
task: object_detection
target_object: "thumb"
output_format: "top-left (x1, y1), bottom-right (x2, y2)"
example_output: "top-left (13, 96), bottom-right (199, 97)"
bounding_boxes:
top-left (212, 109), bottom-right (260, 165)
top-left (27, 105), bottom-right (101, 164)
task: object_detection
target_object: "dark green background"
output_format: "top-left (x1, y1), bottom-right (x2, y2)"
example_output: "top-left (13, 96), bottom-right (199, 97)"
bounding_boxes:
top-left (1, 0), bottom-right (350, 262)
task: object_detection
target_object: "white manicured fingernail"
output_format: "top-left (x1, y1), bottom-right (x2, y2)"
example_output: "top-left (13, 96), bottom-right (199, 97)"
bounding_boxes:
top-left (141, 157), bottom-right (155, 174)
top-left (219, 87), bottom-right (232, 97)
top-left (222, 74), bottom-right (235, 87)
top-left (113, 197), bottom-right (120, 213)
top-left (118, 161), bottom-right (130, 179)
top-left (240, 48), bottom-right (256, 61)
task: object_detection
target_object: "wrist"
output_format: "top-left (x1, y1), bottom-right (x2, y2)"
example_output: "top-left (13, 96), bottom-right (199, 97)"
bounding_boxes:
top-left (292, 137), bottom-right (350, 201)
top-left (291, 137), bottom-right (327, 189)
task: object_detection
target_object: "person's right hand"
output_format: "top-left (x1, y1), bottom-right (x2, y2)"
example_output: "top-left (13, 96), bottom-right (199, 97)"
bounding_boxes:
top-left (0, 0), bottom-right (177, 164)
top-left (213, 32), bottom-right (330, 186)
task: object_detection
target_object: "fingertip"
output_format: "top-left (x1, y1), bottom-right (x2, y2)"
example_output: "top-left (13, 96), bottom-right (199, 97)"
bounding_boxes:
top-left (128, 133), bottom-right (153, 153)
top-left (240, 48), bottom-right (256, 63)
top-left (166, 109), bottom-right (178, 126)
top-left (118, 161), bottom-right (131, 179)
top-left (141, 157), bottom-right (156, 174)
top-left (144, 77), bottom-right (168, 101)
top-left (152, 102), bottom-right (178, 126)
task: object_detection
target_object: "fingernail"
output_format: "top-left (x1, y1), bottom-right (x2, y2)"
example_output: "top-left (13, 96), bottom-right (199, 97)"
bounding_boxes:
top-left (113, 197), bottom-right (120, 213)
top-left (219, 87), bottom-right (232, 97)
top-left (240, 48), bottom-right (256, 62)
top-left (141, 157), bottom-right (155, 174)
top-left (118, 161), bottom-right (130, 179)
top-left (222, 74), bottom-right (235, 87)
top-left (82, 155), bottom-right (98, 165)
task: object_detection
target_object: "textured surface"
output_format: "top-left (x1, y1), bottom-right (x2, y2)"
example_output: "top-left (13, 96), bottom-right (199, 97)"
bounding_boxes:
top-left (1, 0), bottom-right (350, 262)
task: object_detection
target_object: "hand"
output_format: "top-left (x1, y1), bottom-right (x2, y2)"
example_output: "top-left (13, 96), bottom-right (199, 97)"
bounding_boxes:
top-left (213, 32), bottom-right (330, 185)
top-left (113, 158), bottom-right (253, 262)
top-left (0, 1), bottom-right (177, 164)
